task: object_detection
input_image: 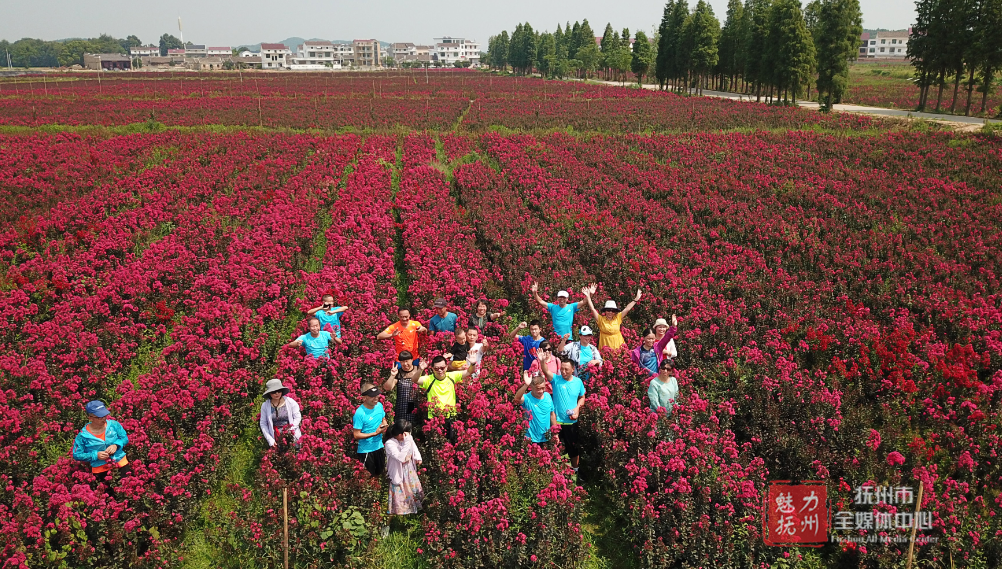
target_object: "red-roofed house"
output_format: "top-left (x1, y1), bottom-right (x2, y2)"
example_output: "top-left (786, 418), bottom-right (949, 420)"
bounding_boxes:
top-left (261, 43), bottom-right (291, 69)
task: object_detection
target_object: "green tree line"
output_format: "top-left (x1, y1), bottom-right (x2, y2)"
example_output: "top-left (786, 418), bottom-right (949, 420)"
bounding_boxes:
top-left (0, 34), bottom-right (144, 68)
top-left (909, 0), bottom-right (1002, 115)
top-left (485, 20), bottom-right (656, 85)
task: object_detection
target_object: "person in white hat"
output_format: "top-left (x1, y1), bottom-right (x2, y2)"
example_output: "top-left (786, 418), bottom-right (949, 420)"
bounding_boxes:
top-left (631, 315), bottom-right (678, 375)
top-left (260, 379), bottom-right (302, 450)
top-left (653, 317), bottom-right (679, 360)
top-left (530, 280), bottom-right (583, 340)
top-left (582, 283), bottom-right (642, 350)
top-left (561, 325), bottom-right (604, 382)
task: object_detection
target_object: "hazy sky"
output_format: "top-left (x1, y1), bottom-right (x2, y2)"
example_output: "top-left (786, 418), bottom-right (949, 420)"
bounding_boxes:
top-left (3, 0), bottom-right (915, 46)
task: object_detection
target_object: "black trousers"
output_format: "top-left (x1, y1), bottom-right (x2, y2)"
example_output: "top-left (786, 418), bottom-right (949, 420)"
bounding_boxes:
top-left (357, 448), bottom-right (385, 477)
top-left (558, 422), bottom-right (582, 458)
top-left (95, 462), bottom-right (132, 484)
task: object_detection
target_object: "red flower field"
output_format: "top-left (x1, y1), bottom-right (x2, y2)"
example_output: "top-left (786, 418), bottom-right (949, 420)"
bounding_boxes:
top-left (0, 70), bottom-right (1000, 568)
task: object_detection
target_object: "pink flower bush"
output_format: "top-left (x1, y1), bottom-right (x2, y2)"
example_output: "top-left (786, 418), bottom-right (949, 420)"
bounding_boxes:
top-left (2, 73), bottom-right (1000, 568)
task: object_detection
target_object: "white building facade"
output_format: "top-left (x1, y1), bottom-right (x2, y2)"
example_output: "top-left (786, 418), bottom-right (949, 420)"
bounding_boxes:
top-left (432, 37), bottom-right (480, 66)
top-left (260, 43), bottom-right (291, 69)
top-left (862, 30), bottom-right (910, 58)
top-left (207, 47), bottom-right (231, 56)
top-left (290, 40), bottom-right (342, 70)
top-left (130, 46), bottom-right (158, 57)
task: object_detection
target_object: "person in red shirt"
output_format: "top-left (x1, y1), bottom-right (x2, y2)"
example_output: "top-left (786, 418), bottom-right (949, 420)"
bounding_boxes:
top-left (377, 307), bottom-right (428, 363)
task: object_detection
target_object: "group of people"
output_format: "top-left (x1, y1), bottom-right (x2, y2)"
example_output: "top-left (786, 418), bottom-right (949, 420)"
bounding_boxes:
top-left (73, 282), bottom-right (681, 523)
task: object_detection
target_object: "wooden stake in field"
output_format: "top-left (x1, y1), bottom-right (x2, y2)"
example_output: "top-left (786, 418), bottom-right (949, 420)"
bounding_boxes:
top-left (905, 481), bottom-right (925, 569)
top-left (283, 486), bottom-right (290, 569)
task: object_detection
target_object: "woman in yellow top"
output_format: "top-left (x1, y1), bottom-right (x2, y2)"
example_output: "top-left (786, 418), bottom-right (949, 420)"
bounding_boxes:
top-left (582, 283), bottom-right (642, 351)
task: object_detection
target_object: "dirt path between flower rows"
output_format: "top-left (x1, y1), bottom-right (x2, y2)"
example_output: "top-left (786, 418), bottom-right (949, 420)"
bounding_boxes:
top-left (582, 79), bottom-right (999, 131)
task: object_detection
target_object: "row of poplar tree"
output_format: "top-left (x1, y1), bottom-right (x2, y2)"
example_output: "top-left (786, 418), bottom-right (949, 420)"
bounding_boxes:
top-left (485, 0), bottom-right (866, 110)
top-left (910, 0), bottom-right (1002, 116)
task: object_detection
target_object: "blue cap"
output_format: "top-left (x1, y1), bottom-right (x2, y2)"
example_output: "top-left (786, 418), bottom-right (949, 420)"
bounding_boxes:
top-left (85, 400), bottom-right (111, 417)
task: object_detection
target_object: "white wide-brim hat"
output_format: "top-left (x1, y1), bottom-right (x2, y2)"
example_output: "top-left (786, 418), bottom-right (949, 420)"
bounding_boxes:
top-left (602, 300), bottom-right (620, 312)
top-left (263, 378), bottom-right (290, 397)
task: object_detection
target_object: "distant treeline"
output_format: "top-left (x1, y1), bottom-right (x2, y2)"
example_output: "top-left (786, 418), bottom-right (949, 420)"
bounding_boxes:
top-left (0, 35), bottom-right (139, 68)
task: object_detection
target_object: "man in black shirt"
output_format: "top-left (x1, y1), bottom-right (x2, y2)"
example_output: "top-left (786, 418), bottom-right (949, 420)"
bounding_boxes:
top-left (382, 350), bottom-right (425, 426)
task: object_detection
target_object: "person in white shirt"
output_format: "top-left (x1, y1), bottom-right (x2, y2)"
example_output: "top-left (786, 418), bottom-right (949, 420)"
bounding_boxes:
top-left (561, 326), bottom-right (604, 382)
top-left (384, 420), bottom-right (423, 517)
top-left (260, 379), bottom-right (302, 450)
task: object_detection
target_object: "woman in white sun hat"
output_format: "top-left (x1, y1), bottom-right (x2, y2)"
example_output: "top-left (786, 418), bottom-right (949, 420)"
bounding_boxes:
top-left (260, 379), bottom-right (303, 450)
top-left (582, 283), bottom-right (641, 351)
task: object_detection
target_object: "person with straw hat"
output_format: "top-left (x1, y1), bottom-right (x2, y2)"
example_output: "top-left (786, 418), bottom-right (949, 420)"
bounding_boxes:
top-left (582, 283), bottom-right (642, 351)
top-left (260, 379), bottom-right (302, 450)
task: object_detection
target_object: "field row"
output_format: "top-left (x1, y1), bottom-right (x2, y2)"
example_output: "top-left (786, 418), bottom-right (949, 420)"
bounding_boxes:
top-left (0, 71), bottom-right (882, 133)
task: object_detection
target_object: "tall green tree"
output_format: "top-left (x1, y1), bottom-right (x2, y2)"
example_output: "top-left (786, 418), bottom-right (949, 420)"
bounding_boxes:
top-left (655, 2), bottom-right (676, 89)
top-left (631, 30), bottom-right (653, 85)
top-left (536, 32), bottom-right (556, 76)
top-left (744, 0), bottom-right (774, 100)
top-left (159, 33), bottom-right (183, 56)
top-left (509, 23), bottom-right (537, 75)
top-left (574, 19), bottom-right (598, 77)
top-left (600, 23), bottom-right (618, 79)
top-left (813, 0), bottom-right (863, 110)
top-left (767, 0), bottom-right (817, 103)
top-left (667, 1), bottom-right (691, 91)
top-left (120, 35), bottom-right (142, 52)
top-left (683, 0), bottom-right (722, 94)
top-left (972, 0), bottom-right (1002, 114)
top-left (718, 0), bottom-right (746, 90)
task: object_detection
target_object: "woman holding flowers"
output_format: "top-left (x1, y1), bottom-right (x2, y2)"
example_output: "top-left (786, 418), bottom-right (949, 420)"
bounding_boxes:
top-left (260, 379), bottom-right (303, 450)
top-left (384, 420), bottom-right (423, 516)
top-left (582, 284), bottom-right (642, 351)
top-left (73, 400), bottom-right (131, 483)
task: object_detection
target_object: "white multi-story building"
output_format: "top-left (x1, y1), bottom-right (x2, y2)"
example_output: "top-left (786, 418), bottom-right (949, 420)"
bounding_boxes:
top-left (260, 43), bottom-right (291, 69)
top-left (861, 30), bottom-right (910, 58)
top-left (207, 47), bottom-right (231, 56)
top-left (186, 44), bottom-right (208, 56)
top-left (130, 45), bottom-right (158, 57)
top-left (432, 37), bottom-right (480, 66)
top-left (392, 43), bottom-right (432, 65)
top-left (353, 39), bottom-right (382, 67)
top-left (290, 40), bottom-right (342, 70)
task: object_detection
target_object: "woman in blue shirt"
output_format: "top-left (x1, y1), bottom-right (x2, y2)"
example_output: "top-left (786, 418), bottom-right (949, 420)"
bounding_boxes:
top-left (72, 400), bottom-right (131, 483)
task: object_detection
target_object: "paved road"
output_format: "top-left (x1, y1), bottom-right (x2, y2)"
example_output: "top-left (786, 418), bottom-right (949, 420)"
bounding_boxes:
top-left (587, 80), bottom-right (1000, 126)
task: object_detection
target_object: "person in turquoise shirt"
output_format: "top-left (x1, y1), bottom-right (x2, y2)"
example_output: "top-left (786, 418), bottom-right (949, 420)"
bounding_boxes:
top-left (514, 371), bottom-right (557, 444)
top-left (648, 360), bottom-right (680, 416)
top-left (72, 400), bottom-right (131, 483)
top-left (531, 281), bottom-right (582, 340)
top-left (539, 353), bottom-right (586, 473)
top-left (306, 293), bottom-right (348, 341)
top-left (428, 298), bottom-right (459, 333)
top-left (353, 383), bottom-right (388, 477)
top-left (285, 317), bottom-right (335, 359)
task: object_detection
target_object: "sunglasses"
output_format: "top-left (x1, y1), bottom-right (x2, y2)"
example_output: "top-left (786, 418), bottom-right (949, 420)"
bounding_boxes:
top-left (433, 366), bottom-right (448, 372)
